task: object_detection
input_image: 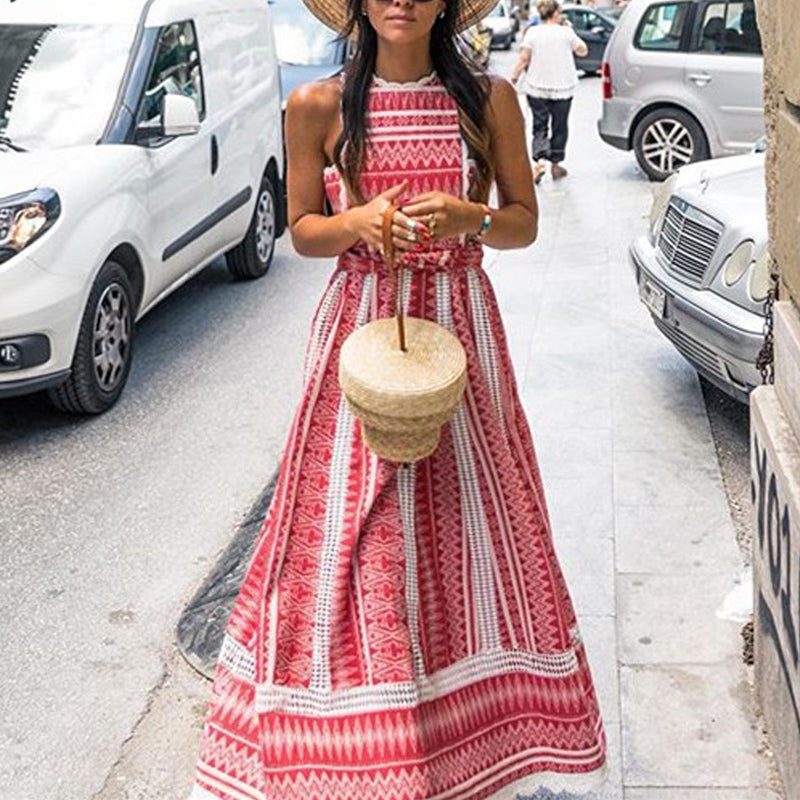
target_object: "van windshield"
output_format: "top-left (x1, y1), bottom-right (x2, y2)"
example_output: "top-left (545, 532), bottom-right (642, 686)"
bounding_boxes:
top-left (0, 24), bottom-right (135, 151)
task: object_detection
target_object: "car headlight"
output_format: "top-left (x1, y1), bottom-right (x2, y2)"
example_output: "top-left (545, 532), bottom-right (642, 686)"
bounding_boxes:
top-left (748, 247), bottom-right (773, 302)
top-left (722, 240), bottom-right (755, 286)
top-left (649, 173), bottom-right (678, 241)
top-left (0, 188), bottom-right (61, 265)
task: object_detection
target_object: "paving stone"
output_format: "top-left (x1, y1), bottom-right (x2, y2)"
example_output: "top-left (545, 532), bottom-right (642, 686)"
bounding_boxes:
top-left (613, 449), bottom-right (729, 511)
top-left (597, 719), bottom-right (624, 800)
top-left (545, 473), bottom-right (614, 540)
top-left (620, 664), bottom-right (769, 788)
top-left (558, 535), bottom-right (615, 617)
top-left (535, 427), bottom-right (613, 482)
top-left (624, 789), bottom-right (781, 800)
top-left (615, 505), bottom-right (741, 575)
top-left (611, 373), bottom-right (716, 453)
top-left (617, 573), bottom-right (745, 664)
top-left (579, 615), bottom-right (621, 725)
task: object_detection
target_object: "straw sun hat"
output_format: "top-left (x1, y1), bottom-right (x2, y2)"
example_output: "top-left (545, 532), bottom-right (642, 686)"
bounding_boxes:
top-left (301, 0), bottom-right (497, 34)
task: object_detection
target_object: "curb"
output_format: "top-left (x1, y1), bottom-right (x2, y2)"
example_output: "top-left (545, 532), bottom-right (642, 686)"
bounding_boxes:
top-left (176, 470), bottom-right (279, 679)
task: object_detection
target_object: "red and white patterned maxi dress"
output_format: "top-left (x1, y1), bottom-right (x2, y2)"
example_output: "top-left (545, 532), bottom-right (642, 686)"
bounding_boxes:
top-left (190, 72), bottom-right (607, 800)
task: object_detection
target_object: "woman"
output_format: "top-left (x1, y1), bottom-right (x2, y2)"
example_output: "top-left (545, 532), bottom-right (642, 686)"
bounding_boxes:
top-left (511, 0), bottom-right (588, 182)
top-left (189, 0), bottom-right (606, 797)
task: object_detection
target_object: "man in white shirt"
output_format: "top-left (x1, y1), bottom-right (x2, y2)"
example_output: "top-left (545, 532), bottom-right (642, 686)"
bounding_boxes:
top-left (510, 0), bottom-right (588, 181)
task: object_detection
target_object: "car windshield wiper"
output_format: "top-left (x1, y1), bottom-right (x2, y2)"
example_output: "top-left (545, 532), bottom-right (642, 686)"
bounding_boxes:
top-left (0, 134), bottom-right (27, 152)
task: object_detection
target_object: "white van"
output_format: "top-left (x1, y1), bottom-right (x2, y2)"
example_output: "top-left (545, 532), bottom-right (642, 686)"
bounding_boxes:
top-left (0, 0), bottom-right (284, 414)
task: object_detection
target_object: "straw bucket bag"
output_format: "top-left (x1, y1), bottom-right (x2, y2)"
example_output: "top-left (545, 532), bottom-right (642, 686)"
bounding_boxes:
top-left (338, 205), bottom-right (468, 463)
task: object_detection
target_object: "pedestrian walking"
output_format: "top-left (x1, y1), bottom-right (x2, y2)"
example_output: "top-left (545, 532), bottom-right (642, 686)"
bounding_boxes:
top-left (189, 0), bottom-right (606, 795)
top-left (511, 0), bottom-right (588, 182)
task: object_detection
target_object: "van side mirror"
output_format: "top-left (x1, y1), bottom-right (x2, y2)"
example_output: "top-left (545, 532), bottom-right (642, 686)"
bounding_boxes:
top-left (162, 94), bottom-right (201, 137)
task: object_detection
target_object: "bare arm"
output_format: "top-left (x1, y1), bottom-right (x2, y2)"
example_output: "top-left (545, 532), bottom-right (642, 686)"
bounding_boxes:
top-left (480, 77), bottom-right (538, 248)
top-left (572, 32), bottom-right (589, 57)
top-left (510, 45), bottom-right (531, 84)
top-left (402, 78), bottom-right (538, 249)
top-left (286, 81), bottom-right (430, 258)
top-left (285, 81), bottom-right (355, 257)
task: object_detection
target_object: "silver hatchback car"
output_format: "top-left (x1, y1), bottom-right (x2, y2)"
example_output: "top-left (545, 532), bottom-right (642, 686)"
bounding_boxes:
top-left (598, 0), bottom-right (763, 180)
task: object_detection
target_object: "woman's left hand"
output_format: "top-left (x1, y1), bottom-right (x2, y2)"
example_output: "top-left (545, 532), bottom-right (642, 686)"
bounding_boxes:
top-left (400, 192), bottom-right (483, 241)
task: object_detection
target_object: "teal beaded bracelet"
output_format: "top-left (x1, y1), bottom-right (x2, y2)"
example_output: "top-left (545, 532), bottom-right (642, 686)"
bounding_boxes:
top-left (476, 203), bottom-right (492, 239)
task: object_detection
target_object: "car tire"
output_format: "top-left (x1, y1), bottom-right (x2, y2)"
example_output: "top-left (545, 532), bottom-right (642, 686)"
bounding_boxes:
top-left (48, 260), bottom-right (135, 415)
top-left (226, 170), bottom-right (277, 280)
top-left (633, 108), bottom-right (709, 182)
top-left (503, 33), bottom-right (513, 49)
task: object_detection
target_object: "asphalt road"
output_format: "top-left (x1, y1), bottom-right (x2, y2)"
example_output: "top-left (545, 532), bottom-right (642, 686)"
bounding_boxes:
top-left (0, 237), bottom-right (333, 800)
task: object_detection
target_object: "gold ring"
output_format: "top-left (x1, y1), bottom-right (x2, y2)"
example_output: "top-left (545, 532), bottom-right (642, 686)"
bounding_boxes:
top-left (405, 217), bottom-right (416, 231)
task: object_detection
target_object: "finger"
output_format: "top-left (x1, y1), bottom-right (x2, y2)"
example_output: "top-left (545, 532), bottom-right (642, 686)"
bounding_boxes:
top-left (393, 223), bottom-right (429, 243)
top-left (393, 226), bottom-right (422, 248)
top-left (392, 235), bottom-right (417, 252)
top-left (394, 209), bottom-right (429, 235)
top-left (401, 201), bottom-right (437, 218)
top-left (381, 181), bottom-right (408, 203)
top-left (403, 191), bottom-right (437, 205)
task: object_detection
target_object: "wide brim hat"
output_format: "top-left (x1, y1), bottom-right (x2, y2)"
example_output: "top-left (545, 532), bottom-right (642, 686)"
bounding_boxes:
top-left (301, 0), bottom-right (498, 35)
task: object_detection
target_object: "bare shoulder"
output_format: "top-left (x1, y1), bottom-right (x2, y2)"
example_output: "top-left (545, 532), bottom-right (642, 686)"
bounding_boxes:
top-left (484, 73), bottom-right (521, 121)
top-left (285, 76), bottom-right (341, 126)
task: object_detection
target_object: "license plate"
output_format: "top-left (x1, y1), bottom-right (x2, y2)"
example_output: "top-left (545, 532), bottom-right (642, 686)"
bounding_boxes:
top-left (640, 277), bottom-right (666, 319)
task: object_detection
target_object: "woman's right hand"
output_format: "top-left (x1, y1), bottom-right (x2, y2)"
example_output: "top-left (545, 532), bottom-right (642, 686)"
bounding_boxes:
top-left (343, 181), bottom-right (430, 254)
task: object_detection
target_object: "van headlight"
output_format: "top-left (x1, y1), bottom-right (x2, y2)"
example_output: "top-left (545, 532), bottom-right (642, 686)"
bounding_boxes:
top-left (748, 247), bottom-right (773, 303)
top-left (0, 188), bottom-right (61, 265)
top-left (722, 240), bottom-right (755, 286)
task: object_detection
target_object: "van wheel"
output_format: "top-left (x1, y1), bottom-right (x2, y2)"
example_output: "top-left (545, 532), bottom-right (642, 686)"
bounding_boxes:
top-left (48, 260), bottom-right (134, 415)
top-left (226, 172), bottom-right (277, 280)
top-left (633, 108), bottom-right (709, 181)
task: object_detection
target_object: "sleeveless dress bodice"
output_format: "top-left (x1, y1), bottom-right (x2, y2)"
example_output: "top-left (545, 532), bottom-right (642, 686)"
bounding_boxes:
top-left (324, 72), bottom-right (483, 273)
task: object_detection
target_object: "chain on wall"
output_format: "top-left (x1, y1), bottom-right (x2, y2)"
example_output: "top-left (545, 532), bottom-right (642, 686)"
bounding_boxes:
top-left (755, 276), bottom-right (779, 386)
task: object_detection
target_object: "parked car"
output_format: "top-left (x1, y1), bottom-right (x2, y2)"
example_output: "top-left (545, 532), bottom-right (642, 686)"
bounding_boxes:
top-left (0, 0), bottom-right (285, 414)
top-left (484, 1), bottom-right (517, 49)
top-left (272, 0), bottom-right (347, 108)
top-left (630, 145), bottom-right (768, 402)
top-left (598, 0), bottom-right (764, 181)
top-left (560, 4), bottom-right (618, 75)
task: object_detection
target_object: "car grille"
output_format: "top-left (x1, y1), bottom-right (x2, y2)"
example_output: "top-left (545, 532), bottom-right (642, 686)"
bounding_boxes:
top-left (653, 317), bottom-right (727, 381)
top-left (656, 200), bottom-right (722, 287)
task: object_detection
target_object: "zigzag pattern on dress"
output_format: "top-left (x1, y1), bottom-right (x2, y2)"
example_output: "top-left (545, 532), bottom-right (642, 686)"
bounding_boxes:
top-left (190, 71), bottom-right (606, 800)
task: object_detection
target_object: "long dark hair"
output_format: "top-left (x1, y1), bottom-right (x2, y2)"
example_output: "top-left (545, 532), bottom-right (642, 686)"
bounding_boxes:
top-left (333, 0), bottom-right (493, 204)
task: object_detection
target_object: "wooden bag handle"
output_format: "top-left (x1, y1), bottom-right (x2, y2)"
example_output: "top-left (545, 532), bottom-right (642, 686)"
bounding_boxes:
top-left (382, 204), bottom-right (406, 352)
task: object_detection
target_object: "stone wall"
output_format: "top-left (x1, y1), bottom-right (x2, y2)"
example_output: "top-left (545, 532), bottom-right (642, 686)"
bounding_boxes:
top-left (752, 2), bottom-right (800, 798)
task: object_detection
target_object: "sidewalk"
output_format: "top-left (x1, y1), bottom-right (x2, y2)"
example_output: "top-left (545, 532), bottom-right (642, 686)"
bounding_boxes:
top-left (484, 79), bottom-right (780, 799)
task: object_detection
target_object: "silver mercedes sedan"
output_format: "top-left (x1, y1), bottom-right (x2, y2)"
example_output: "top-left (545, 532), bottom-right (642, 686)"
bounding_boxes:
top-left (629, 148), bottom-right (768, 402)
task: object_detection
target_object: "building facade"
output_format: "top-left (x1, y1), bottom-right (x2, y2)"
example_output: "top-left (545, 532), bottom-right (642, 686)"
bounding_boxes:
top-left (751, 1), bottom-right (800, 797)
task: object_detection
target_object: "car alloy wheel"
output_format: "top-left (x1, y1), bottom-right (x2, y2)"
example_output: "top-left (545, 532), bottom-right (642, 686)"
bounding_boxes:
top-left (633, 108), bottom-right (709, 181)
top-left (642, 118), bottom-right (694, 175)
top-left (93, 282), bottom-right (131, 392)
top-left (255, 185), bottom-right (276, 265)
